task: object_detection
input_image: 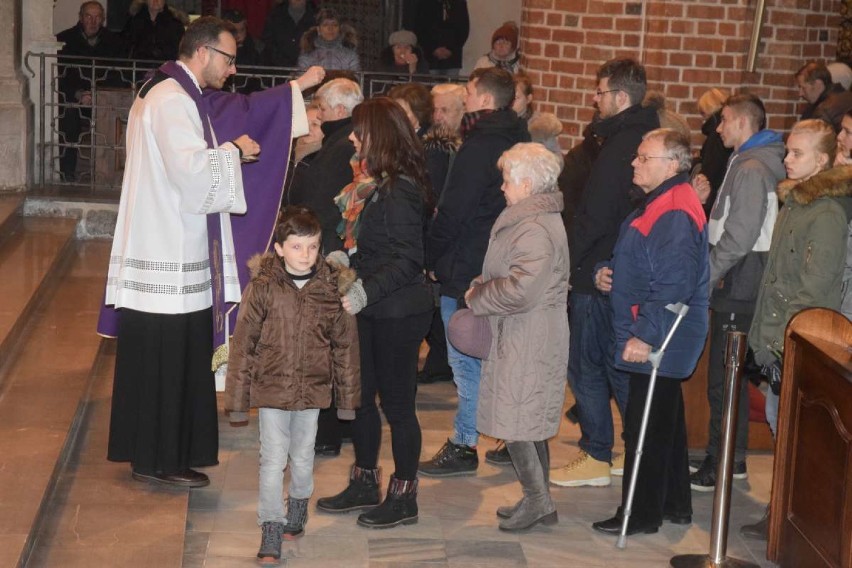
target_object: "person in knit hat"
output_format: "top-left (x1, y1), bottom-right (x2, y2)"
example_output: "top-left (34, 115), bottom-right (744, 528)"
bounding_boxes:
top-left (474, 21), bottom-right (521, 74)
top-left (378, 29), bottom-right (429, 74)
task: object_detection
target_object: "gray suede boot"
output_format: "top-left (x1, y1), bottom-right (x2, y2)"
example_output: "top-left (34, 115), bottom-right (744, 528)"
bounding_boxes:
top-left (499, 441), bottom-right (558, 532)
top-left (497, 440), bottom-right (551, 520)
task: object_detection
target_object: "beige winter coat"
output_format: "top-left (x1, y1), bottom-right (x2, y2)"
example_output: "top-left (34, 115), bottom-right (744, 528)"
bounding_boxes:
top-left (467, 192), bottom-right (570, 441)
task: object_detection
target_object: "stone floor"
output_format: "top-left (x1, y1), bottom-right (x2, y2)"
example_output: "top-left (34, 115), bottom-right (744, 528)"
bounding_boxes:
top-left (182, 382), bottom-right (776, 568)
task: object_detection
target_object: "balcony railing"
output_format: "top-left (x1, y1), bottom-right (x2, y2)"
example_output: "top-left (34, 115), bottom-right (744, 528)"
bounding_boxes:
top-left (24, 52), bottom-right (458, 197)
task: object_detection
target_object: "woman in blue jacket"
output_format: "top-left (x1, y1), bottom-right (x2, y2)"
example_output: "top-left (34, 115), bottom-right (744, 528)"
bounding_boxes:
top-left (592, 128), bottom-right (710, 536)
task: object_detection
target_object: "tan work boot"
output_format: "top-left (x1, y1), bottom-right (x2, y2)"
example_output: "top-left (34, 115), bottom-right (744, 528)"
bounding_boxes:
top-left (610, 453), bottom-right (625, 476)
top-left (550, 450), bottom-right (611, 487)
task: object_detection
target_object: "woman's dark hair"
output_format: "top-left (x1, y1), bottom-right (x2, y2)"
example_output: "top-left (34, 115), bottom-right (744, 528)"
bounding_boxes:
top-left (275, 206), bottom-right (322, 245)
top-left (387, 82), bottom-right (433, 129)
top-left (351, 97), bottom-right (433, 206)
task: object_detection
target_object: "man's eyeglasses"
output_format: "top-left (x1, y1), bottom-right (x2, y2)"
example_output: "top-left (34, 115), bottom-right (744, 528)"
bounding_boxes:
top-left (595, 89), bottom-right (620, 97)
top-left (632, 154), bottom-right (675, 164)
top-left (205, 45), bottom-right (236, 67)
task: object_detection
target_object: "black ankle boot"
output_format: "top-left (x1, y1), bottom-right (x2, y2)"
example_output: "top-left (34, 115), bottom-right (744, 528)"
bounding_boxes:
top-left (281, 497), bottom-right (309, 540)
top-left (316, 465), bottom-right (381, 513)
top-left (357, 475), bottom-right (418, 529)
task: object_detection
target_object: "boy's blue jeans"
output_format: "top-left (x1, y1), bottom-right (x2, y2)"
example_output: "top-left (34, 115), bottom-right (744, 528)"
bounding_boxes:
top-left (257, 407), bottom-right (319, 525)
top-left (440, 295), bottom-right (482, 447)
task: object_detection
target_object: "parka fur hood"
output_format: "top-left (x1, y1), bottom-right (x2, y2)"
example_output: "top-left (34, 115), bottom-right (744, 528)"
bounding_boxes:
top-left (247, 251), bottom-right (357, 295)
top-left (128, 0), bottom-right (189, 25)
top-left (423, 125), bottom-right (461, 155)
top-left (777, 165), bottom-right (852, 205)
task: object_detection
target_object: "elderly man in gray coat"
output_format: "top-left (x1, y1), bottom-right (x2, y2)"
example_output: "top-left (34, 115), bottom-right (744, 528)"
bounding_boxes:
top-left (464, 143), bottom-right (570, 532)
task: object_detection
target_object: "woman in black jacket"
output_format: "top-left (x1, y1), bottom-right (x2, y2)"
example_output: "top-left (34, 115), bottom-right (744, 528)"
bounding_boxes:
top-left (317, 98), bottom-right (434, 529)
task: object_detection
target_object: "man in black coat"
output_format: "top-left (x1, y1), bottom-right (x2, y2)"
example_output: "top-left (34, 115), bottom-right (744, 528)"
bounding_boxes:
top-left (414, 0), bottom-right (469, 76)
top-left (261, 0), bottom-right (316, 67)
top-left (420, 67), bottom-right (530, 477)
top-left (56, 1), bottom-right (128, 181)
top-left (287, 77), bottom-right (363, 455)
top-left (550, 58), bottom-right (659, 489)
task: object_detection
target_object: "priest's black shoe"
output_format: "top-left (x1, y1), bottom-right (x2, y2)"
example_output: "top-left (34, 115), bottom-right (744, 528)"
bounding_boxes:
top-left (314, 443), bottom-right (341, 457)
top-left (663, 512), bottom-right (692, 525)
top-left (592, 516), bottom-right (659, 536)
top-left (132, 468), bottom-right (210, 488)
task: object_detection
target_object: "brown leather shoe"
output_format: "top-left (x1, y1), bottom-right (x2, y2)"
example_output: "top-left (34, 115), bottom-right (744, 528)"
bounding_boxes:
top-left (132, 468), bottom-right (210, 488)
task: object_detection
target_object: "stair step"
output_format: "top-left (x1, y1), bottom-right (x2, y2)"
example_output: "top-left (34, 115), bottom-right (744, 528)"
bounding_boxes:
top-left (0, 217), bottom-right (79, 382)
top-left (0, 239), bottom-right (111, 567)
top-left (0, 194), bottom-right (24, 242)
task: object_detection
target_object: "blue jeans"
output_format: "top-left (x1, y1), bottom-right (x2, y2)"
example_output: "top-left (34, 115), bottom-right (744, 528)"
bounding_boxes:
top-left (257, 407), bottom-right (319, 525)
top-left (569, 292), bottom-right (629, 463)
top-left (764, 389), bottom-right (779, 438)
top-left (440, 295), bottom-right (482, 447)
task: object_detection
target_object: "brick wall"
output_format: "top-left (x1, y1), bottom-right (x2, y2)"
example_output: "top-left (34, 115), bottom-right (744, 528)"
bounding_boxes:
top-left (521, 0), bottom-right (841, 148)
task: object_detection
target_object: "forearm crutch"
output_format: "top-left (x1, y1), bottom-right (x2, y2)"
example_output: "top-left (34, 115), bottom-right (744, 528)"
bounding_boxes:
top-left (616, 302), bottom-right (690, 550)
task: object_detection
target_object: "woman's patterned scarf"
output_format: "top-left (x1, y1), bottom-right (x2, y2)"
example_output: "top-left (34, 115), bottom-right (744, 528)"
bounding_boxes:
top-left (334, 154), bottom-right (378, 250)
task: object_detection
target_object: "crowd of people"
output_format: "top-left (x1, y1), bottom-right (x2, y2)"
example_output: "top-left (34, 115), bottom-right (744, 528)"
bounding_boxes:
top-left (89, 4), bottom-right (852, 565)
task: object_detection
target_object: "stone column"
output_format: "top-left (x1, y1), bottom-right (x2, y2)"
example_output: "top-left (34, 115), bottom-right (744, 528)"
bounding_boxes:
top-left (23, 0), bottom-right (63, 188)
top-left (0, 0), bottom-right (28, 191)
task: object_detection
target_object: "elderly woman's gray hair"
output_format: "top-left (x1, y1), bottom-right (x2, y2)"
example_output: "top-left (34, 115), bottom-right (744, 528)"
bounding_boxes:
top-left (316, 78), bottom-right (364, 115)
top-left (498, 142), bottom-right (564, 195)
top-left (642, 128), bottom-right (692, 174)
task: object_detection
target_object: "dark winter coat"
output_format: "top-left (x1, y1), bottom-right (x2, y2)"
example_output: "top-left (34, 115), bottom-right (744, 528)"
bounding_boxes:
top-left (608, 174), bottom-right (710, 379)
top-left (287, 117), bottom-right (354, 254)
top-left (421, 125), bottom-right (461, 200)
top-left (122, 3), bottom-right (186, 62)
top-left (468, 192), bottom-right (570, 440)
top-left (558, 120), bottom-right (601, 256)
top-left (352, 176), bottom-right (435, 319)
top-left (262, 3), bottom-right (316, 67)
top-left (56, 24), bottom-right (129, 101)
top-left (414, 0), bottom-right (470, 70)
top-left (697, 111), bottom-right (732, 218)
top-left (224, 253), bottom-right (360, 413)
top-left (749, 166), bottom-right (852, 365)
top-left (427, 108), bottom-right (530, 299)
top-left (571, 104), bottom-right (659, 294)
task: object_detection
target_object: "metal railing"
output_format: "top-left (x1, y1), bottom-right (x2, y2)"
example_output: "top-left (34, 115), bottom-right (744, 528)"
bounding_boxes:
top-left (24, 52), bottom-right (458, 197)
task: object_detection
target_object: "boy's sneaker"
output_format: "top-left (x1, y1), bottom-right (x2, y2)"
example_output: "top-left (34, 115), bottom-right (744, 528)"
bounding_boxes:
top-left (484, 441), bottom-right (512, 466)
top-left (610, 453), bottom-right (625, 476)
top-left (418, 439), bottom-right (478, 477)
top-left (257, 521), bottom-right (284, 564)
top-left (550, 450), bottom-right (611, 487)
top-left (690, 454), bottom-right (748, 492)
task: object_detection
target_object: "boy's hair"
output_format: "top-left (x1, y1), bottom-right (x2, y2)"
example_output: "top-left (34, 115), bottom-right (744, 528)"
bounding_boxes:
top-left (275, 206), bottom-right (322, 244)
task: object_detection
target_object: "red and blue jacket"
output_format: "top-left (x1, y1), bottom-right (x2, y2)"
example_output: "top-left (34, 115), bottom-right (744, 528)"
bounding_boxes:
top-left (606, 173), bottom-right (710, 379)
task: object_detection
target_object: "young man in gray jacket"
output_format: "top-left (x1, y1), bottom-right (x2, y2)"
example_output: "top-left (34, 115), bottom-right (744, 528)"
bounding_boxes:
top-left (690, 93), bottom-right (786, 492)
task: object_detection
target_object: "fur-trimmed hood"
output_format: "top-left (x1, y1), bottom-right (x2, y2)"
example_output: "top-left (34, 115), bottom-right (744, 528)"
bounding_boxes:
top-left (129, 0), bottom-right (189, 25)
top-left (247, 251), bottom-right (357, 295)
top-left (423, 125), bottom-right (461, 154)
top-left (777, 165), bottom-right (852, 205)
top-left (300, 25), bottom-right (358, 53)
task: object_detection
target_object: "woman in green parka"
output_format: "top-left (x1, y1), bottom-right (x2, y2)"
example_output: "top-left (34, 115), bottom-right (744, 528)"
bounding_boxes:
top-left (749, 119), bottom-right (852, 437)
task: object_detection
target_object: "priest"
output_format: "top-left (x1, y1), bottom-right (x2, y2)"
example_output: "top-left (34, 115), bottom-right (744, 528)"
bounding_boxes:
top-left (103, 16), bottom-right (324, 488)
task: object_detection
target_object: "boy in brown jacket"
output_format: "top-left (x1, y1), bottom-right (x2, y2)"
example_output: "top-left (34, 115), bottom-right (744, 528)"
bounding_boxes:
top-left (225, 206), bottom-right (360, 564)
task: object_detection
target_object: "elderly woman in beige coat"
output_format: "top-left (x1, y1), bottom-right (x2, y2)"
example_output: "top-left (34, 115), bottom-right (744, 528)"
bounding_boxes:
top-left (464, 142), bottom-right (570, 532)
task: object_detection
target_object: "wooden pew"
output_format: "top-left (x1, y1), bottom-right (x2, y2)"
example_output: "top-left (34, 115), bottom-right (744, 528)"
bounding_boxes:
top-left (767, 308), bottom-right (852, 567)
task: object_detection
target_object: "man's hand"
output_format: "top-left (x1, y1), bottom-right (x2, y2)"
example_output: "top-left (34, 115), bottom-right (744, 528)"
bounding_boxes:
top-left (622, 337), bottom-right (652, 363)
top-left (594, 267), bottom-right (613, 293)
top-left (692, 173), bottom-right (711, 204)
top-left (233, 134), bottom-right (260, 159)
top-left (433, 47), bottom-right (452, 60)
top-left (295, 66), bottom-right (325, 91)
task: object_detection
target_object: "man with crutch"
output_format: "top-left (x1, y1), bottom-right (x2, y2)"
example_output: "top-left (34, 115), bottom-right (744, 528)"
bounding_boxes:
top-left (590, 128), bottom-right (710, 536)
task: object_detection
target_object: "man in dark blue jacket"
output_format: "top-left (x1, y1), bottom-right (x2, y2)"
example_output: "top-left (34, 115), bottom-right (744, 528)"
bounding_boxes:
top-left (551, 58), bottom-right (659, 488)
top-left (421, 67), bottom-right (529, 476)
top-left (592, 128), bottom-right (709, 536)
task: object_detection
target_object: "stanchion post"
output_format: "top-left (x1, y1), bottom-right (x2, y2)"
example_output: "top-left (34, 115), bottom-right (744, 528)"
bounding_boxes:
top-left (670, 331), bottom-right (758, 568)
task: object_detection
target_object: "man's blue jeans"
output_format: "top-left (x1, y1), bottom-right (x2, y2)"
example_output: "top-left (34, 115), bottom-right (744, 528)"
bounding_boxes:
top-left (440, 295), bottom-right (482, 447)
top-left (568, 292), bottom-right (629, 463)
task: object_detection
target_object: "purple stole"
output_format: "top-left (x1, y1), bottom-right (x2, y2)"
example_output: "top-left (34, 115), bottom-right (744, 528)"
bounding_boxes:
top-left (98, 61), bottom-right (294, 370)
